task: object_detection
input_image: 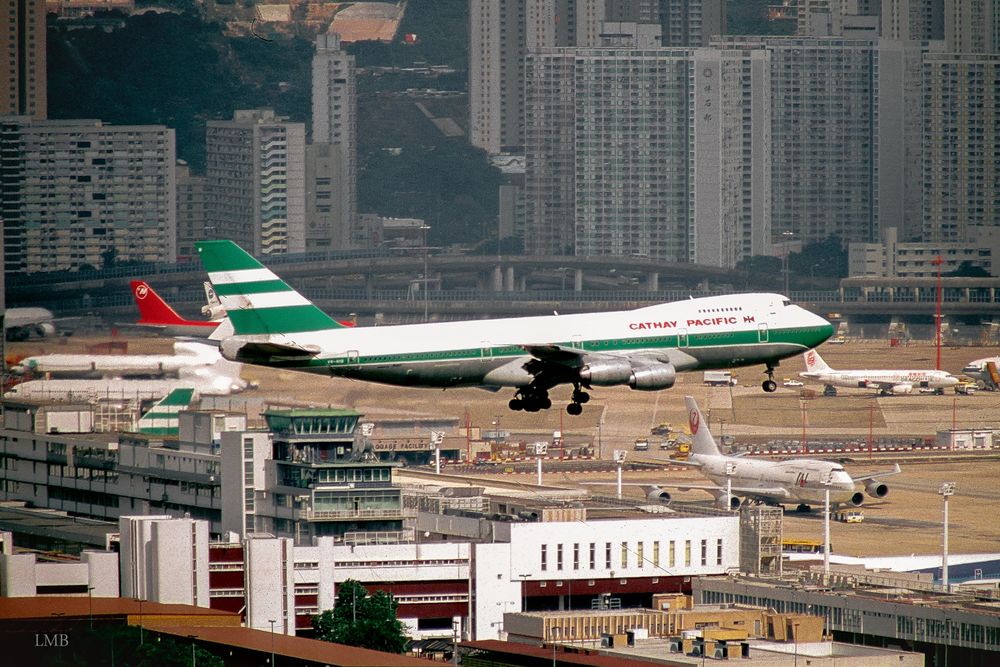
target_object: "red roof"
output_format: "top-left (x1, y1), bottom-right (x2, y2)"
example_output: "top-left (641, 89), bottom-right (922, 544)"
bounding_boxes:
top-left (0, 597), bottom-right (237, 621)
top-left (146, 623), bottom-right (433, 667)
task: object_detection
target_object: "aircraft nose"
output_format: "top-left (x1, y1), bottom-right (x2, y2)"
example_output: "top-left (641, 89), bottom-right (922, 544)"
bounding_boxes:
top-left (944, 375), bottom-right (959, 386)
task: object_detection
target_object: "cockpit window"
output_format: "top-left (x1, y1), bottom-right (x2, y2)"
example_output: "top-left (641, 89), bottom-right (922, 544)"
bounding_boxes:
top-left (782, 300), bottom-right (792, 307)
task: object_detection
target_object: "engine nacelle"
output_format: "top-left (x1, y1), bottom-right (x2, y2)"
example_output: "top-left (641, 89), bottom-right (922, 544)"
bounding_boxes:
top-left (849, 492), bottom-right (865, 507)
top-left (579, 359), bottom-right (634, 386)
top-left (716, 494), bottom-right (740, 510)
top-left (891, 383), bottom-right (913, 395)
top-left (37, 322), bottom-right (56, 337)
top-left (646, 487), bottom-right (672, 506)
top-left (865, 481), bottom-right (889, 499)
top-left (630, 363), bottom-right (676, 390)
top-left (579, 359), bottom-right (676, 390)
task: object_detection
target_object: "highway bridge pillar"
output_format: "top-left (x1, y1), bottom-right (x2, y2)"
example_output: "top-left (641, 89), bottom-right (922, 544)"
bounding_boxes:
top-left (647, 271), bottom-right (659, 291)
top-left (574, 269), bottom-right (583, 292)
top-left (504, 266), bottom-right (515, 292)
top-left (492, 265), bottom-right (503, 291)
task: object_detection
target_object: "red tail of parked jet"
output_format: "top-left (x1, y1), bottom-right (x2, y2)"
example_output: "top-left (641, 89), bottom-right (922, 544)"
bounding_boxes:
top-left (131, 280), bottom-right (220, 337)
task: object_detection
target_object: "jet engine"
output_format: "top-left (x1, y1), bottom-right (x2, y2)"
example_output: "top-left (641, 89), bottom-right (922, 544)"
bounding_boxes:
top-left (37, 322), bottom-right (56, 337)
top-left (646, 487), bottom-right (672, 506)
top-left (716, 494), bottom-right (741, 511)
top-left (579, 359), bottom-right (676, 390)
top-left (849, 492), bottom-right (865, 506)
top-left (891, 384), bottom-right (913, 394)
top-left (865, 481), bottom-right (889, 499)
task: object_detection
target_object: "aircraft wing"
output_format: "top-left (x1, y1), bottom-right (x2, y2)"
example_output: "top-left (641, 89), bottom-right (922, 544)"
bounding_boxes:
top-left (852, 463), bottom-right (901, 483)
top-left (521, 344), bottom-right (586, 366)
top-left (669, 483), bottom-right (791, 498)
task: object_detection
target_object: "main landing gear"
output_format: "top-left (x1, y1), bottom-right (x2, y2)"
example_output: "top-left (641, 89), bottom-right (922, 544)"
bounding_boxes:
top-left (566, 385), bottom-right (590, 415)
top-left (762, 364), bottom-right (777, 393)
top-left (509, 383), bottom-right (591, 414)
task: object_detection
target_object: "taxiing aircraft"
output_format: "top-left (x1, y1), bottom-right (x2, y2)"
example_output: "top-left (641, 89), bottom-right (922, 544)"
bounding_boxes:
top-left (130, 280), bottom-right (227, 338)
top-left (800, 349), bottom-right (959, 395)
top-left (642, 396), bottom-right (902, 511)
top-left (4, 307), bottom-right (58, 341)
top-left (195, 240), bottom-right (833, 414)
top-left (11, 339), bottom-right (225, 379)
top-left (961, 356), bottom-right (1000, 390)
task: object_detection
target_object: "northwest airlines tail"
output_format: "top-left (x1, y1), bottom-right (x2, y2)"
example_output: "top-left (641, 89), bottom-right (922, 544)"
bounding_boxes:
top-left (684, 396), bottom-right (722, 458)
top-left (131, 280), bottom-right (219, 335)
top-left (136, 387), bottom-right (195, 436)
top-left (195, 240), bottom-right (346, 335)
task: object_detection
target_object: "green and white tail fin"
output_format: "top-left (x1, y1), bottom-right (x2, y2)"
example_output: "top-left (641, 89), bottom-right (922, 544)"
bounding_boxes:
top-left (195, 240), bottom-right (344, 336)
top-left (136, 388), bottom-right (195, 436)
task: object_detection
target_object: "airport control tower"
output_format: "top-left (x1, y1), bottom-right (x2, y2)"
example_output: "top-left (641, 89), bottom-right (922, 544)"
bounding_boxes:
top-left (250, 408), bottom-right (409, 545)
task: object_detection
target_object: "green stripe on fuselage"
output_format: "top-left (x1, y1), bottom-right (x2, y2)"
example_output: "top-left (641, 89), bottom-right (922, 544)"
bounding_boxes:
top-left (276, 324), bottom-right (830, 372)
top-left (196, 240), bottom-right (264, 272)
top-left (229, 304), bottom-right (340, 334)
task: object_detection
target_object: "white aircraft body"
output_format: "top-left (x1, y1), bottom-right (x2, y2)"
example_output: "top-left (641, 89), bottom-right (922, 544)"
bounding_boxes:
top-left (642, 396), bottom-right (901, 511)
top-left (4, 307), bottom-right (57, 341)
top-left (10, 340), bottom-right (226, 379)
top-left (4, 370), bottom-right (247, 400)
top-left (195, 241), bottom-right (834, 414)
top-left (800, 349), bottom-right (959, 395)
top-left (961, 356), bottom-right (1000, 390)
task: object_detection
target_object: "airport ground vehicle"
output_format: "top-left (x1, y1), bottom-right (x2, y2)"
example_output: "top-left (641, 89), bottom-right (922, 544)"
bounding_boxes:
top-left (703, 371), bottom-right (737, 386)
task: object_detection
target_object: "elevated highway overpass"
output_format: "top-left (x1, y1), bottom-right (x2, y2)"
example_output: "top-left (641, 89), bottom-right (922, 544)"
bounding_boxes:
top-left (7, 253), bottom-right (1000, 335)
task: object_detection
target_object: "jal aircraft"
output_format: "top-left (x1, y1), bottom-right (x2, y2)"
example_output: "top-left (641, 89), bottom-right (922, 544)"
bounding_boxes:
top-left (643, 396), bottom-right (901, 511)
top-left (800, 349), bottom-right (959, 395)
top-left (195, 240), bottom-right (834, 414)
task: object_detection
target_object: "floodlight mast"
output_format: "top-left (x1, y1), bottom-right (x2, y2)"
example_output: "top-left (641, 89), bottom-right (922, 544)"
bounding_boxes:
top-left (938, 482), bottom-right (956, 592)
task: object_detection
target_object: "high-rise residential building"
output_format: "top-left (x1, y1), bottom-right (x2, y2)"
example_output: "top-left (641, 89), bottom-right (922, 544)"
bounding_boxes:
top-left (0, 0), bottom-right (46, 119)
top-left (470, 0), bottom-right (590, 155)
top-left (922, 53), bottom-right (1000, 242)
top-left (0, 117), bottom-right (176, 275)
top-left (881, 0), bottom-right (944, 41)
top-left (176, 162), bottom-right (206, 261)
top-left (205, 109), bottom-right (306, 257)
top-left (660, 0), bottom-right (727, 47)
top-left (718, 37), bottom-right (913, 247)
top-left (523, 46), bottom-right (770, 267)
top-left (311, 33), bottom-right (357, 249)
top-left (944, 0), bottom-right (999, 53)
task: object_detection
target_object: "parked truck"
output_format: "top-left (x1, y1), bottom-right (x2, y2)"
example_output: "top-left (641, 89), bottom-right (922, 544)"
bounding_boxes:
top-left (703, 371), bottom-right (737, 386)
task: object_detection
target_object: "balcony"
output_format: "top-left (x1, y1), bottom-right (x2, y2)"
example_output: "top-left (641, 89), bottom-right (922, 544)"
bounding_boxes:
top-left (302, 507), bottom-right (415, 522)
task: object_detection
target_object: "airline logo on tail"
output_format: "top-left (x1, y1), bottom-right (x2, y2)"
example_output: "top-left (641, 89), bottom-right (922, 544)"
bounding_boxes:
top-left (689, 408), bottom-right (700, 434)
top-left (135, 283), bottom-right (150, 301)
top-left (136, 387), bottom-right (195, 436)
top-left (806, 350), bottom-right (816, 367)
top-left (195, 240), bottom-right (346, 335)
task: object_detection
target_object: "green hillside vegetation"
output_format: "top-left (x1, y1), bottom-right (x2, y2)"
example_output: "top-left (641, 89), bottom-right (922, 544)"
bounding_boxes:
top-left (47, 3), bottom-right (498, 247)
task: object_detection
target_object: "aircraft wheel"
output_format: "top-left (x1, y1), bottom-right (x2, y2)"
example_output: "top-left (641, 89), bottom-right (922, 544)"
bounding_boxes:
top-left (540, 397), bottom-right (552, 410)
top-left (566, 402), bottom-right (583, 416)
top-left (795, 504), bottom-right (812, 513)
top-left (509, 398), bottom-right (523, 411)
top-left (573, 390), bottom-right (590, 404)
top-left (762, 379), bottom-right (777, 393)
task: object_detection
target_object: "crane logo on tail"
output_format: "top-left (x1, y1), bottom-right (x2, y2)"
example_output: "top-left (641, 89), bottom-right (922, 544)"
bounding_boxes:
top-left (135, 283), bottom-right (149, 300)
top-left (689, 409), bottom-right (700, 434)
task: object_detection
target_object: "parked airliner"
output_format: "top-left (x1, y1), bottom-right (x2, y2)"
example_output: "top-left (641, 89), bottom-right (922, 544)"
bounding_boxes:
top-left (195, 240), bottom-right (833, 414)
top-left (800, 349), bottom-right (959, 395)
top-left (642, 396), bottom-right (901, 511)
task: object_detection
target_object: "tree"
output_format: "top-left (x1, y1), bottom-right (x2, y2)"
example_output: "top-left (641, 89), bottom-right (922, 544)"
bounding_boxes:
top-left (945, 261), bottom-right (990, 278)
top-left (313, 580), bottom-right (409, 654)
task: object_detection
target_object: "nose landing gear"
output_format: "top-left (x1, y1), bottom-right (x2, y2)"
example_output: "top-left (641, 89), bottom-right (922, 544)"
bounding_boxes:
top-left (762, 365), bottom-right (777, 392)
